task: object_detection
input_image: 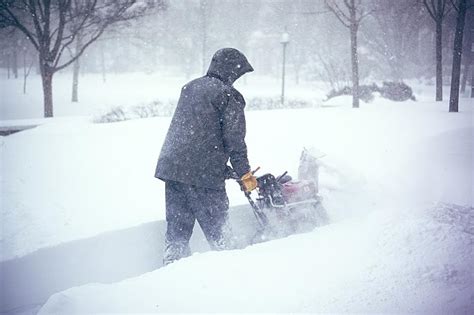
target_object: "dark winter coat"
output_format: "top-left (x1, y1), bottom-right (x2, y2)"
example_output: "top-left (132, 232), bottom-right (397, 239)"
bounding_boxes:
top-left (155, 48), bottom-right (254, 189)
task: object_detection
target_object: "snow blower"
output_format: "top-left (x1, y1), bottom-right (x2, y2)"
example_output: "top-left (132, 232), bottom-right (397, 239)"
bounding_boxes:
top-left (228, 148), bottom-right (329, 244)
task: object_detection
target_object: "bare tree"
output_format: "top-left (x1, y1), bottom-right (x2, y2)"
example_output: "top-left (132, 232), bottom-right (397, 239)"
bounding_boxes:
top-left (423, 0), bottom-right (452, 101)
top-left (0, 28), bottom-right (20, 79)
top-left (20, 34), bottom-right (36, 94)
top-left (22, 47), bottom-right (35, 94)
top-left (448, 0), bottom-right (472, 112)
top-left (366, 0), bottom-right (426, 81)
top-left (325, 0), bottom-right (370, 108)
top-left (100, 40), bottom-right (106, 82)
top-left (0, 40), bottom-right (11, 79)
top-left (11, 35), bottom-right (18, 78)
top-left (71, 31), bottom-right (82, 102)
top-left (460, 9), bottom-right (473, 93)
top-left (0, 0), bottom-right (152, 117)
top-left (200, 0), bottom-right (214, 74)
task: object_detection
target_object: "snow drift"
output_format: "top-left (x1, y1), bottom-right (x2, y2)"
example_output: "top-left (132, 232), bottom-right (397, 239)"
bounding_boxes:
top-left (38, 203), bottom-right (473, 313)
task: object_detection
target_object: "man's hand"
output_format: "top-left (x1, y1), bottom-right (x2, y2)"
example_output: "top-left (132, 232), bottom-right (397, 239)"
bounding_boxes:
top-left (240, 172), bottom-right (257, 192)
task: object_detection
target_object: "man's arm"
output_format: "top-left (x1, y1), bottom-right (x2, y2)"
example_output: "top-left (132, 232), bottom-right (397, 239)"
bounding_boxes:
top-left (221, 89), bottom-right (251, 177)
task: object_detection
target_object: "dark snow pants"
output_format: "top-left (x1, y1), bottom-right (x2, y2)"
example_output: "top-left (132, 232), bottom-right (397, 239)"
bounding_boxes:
top-left (163, 180), bottom-right (232, 265)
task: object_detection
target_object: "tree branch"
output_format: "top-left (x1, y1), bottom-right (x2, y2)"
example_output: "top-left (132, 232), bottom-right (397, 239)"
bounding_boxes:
top-left (27, 0), bottom-right (44, 43)
top-left (423, 0), bottom-right (437, 20)
top-left (50, 0), bottom-right (71, 59)
top-left (54, 23), bottom-right (108, 72)
top-left (2, 5), bottom-right (39, 50)
top-left (325, 0), bottom-right (351, 28)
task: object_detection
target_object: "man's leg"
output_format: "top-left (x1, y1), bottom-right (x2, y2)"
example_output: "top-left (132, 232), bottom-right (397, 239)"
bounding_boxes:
top-left (163, 180), bottom-right (195, 265)
top-left (185, 185), bottom-right (234, 251)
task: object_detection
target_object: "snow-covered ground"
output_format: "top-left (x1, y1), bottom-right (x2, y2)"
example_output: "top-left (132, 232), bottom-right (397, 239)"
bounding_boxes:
top-left (0, 71), bottom-right (325, 120)
top-left (38, 203), bottom-right (473, 314)
top-left (1, 72), bottom-right (473, 313)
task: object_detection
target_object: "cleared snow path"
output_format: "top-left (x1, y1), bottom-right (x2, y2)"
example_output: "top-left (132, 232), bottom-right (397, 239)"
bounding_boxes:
top-left (0, 204), bottom-right (262, 313)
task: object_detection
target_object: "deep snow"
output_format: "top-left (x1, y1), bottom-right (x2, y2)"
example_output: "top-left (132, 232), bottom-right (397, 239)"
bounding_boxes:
top-left (38, 203), bottom-right (473, 313)
top-left (1, 72), bottom-right (473, 313)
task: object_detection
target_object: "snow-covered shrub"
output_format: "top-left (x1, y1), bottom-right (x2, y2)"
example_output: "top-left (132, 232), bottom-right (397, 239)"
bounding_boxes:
top-left (95, 101), bottom-right (177, 123)
top-left (326, 84), bottom-right (378, 103)
top-left (247, 97), bottom-right (279, 110)
top-left (132, 101), bottom-right (176, 118)
top-left (379, 81), bottom-right (416, 101)
top-left (359, 84), bottom-right (379, 102)
top-left (132, 102), bottom-right (163, 118)
top-left (95, 97), bottom-right (315, 123)
top-left (94, 106), bottom-right (129, 123)
top-left (246, 97), bottom-right (313, 110)
top-left (326, 82), bottom-right (416, 102)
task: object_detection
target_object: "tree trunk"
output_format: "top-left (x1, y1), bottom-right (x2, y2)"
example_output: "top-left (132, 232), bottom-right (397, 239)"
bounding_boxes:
top-left (7, 53), bottom-right (10, 79)
top-left (72, 35), bottom-right (82, 102)
top-left (471, 66), bottom-right (474, 97)
top-left (295, 65), bottom-right (300, 85)
top-left (71, 58), bottom-right (80, 102)
top-left (460, 54), bottom-right (471, 94)
top-left (23, 50), bottom-right (27, 94)
top-left (460, 15), bottom-right (472, 94)
top-left (40, 58), bottom-right (54, 117)
top-left (281, 43), bottom-right (287, 105)
top-left (350, 24), bottom-right (360, 108)
top-left (435, 20), bottom-right (443, 101)
top-left (449, 0), bottom-right (467, 112)
top-left (101, 45), bottom-right (107, 83)
top-left (12, 51), bottom-right (18, 79)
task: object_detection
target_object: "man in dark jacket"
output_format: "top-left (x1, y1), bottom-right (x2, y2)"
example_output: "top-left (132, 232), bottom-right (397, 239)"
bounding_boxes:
top-left (155, 48), bottom-right (257, 265)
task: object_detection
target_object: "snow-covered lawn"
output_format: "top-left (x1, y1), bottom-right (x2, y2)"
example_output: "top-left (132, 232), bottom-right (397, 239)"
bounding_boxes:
top-left (0, 72), bottom-right (325, 120)
top-left (1, 73), bottom-right (473, 313)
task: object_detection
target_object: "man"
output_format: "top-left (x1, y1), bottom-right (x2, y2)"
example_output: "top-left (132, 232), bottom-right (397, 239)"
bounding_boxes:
top-left (155, 48), bottom-right (257, 265)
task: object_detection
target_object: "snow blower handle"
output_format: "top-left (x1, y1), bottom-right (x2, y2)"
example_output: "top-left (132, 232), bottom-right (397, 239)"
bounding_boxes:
top-left (225, 166), bottom-right (269, 229)
top-left (226, 166), bottom-right (260, 180)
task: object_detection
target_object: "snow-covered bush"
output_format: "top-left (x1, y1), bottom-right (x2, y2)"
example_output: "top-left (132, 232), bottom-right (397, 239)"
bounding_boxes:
top-left (326, 84), bottom-right (378, 103)
top-left (94, 107), bottom-right (129, 123)
top-left (132, 101), bottom-right (176, 118)
top-left (379, 81), bottom-right (416, 101)
top-left (94, 101), bottom-right (177, 123)
top-left (326, 81), bottom-right (416, 103)
top-left (246, 97), bottom-right (313, 110)
top-left (95, 97), bottom-right (315, 123)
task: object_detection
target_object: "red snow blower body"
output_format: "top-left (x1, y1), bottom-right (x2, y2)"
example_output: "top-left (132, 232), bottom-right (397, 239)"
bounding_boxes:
top-left (229, 162), bottom-right (329, 243)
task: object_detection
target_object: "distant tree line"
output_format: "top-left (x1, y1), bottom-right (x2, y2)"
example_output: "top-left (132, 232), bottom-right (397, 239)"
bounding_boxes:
top-left (1, 0), bottom-right (473, 116)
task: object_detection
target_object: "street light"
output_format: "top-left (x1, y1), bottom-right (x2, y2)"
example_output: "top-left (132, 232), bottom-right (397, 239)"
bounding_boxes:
top-left (280, 29), bottom-right (290, 106)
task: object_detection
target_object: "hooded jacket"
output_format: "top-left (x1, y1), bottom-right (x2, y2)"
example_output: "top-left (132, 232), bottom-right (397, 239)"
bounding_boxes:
top-left (155, 48), bottom-right (254, 189)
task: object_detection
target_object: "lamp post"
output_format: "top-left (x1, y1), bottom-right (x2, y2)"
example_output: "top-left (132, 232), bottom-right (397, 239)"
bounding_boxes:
top-left (280, 29), bottom-right (290, 106)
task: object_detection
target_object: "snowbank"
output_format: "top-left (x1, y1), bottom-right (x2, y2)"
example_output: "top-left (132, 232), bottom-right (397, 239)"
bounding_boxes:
top-left (39, 203), bottom-right (473, 313)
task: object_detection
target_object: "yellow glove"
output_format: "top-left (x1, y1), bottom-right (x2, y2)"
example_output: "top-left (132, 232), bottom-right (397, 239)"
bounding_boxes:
top-left (241, 171), bottom-right (258, 192)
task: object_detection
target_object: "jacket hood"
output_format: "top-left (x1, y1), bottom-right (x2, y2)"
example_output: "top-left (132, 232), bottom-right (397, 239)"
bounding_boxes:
top-left (206, 48), bottom-right (254, 85)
